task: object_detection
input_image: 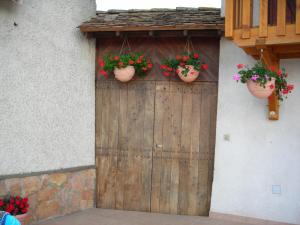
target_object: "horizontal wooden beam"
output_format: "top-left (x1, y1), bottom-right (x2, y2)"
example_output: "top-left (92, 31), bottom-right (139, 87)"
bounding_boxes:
top-left (80, 24), bottom-right (224, 33)
top-left (232, 24), bottom-right (300, 47)
top-left (93, 30), bottom-right (223, 39)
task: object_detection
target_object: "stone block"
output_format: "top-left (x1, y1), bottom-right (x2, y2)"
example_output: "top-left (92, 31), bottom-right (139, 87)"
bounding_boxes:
top-left (23, 176), bottom-right (42, 195)
top-left (5, 178), bottom-right (21, 195)
top-left (48, 173), bottom-right (67, 187)
top-left (35, 200), bottom-right (61, 220)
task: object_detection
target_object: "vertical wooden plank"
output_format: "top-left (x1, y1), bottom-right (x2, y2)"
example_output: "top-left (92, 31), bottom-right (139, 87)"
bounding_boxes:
top-left (261, 49), bottom-right (280, 120)
top-left (242, 0), bottom-right (252, 39)
top-left (135, 82), bottom-right (147, 211)
top-left (277, 0), bottom-right (286, 35)
top-left (124, 82), bottom-right (140, 211)
top-left (151, 81), bottom-right (168, 213)
top-left (159, 82), bottom-right (172, 214)
top-left (141, 81), bottom-right (155, 211)
top-left (178, 84), bottom-right (193, 215)
top-left (169, 83), bottom-right (183, 214)
top-left (187, 84), bottom-right (202, 215)
top-left (97, 81), bottom-right (115, 208)
top-left (296, 0), bottom-right (300, 34)
top-left (259, 0), bottom-right (268, 37)
top-left (197, 85), bottom-right (211, 215)
top-left (206, 83), bottom-right (218, 213)
top-left (225, 0), bottom-right (235, 38)
top-left (115, 83), bottom-right (128, 210)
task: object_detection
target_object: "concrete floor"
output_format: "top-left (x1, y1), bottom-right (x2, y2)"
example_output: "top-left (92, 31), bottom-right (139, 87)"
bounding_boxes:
top-left (36, 208), bottom-right (252, 225)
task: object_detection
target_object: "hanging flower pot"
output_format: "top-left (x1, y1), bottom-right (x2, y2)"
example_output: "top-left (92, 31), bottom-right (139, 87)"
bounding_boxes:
top-left (177, 65), bottom-right (200, 83)
top-left (233, 62), bottom-right (294, 101)
top-left (160, 52), bottom-right (208, 83)
top-left (246, 78), bottom-right (275, 99)
top-left (98, 53), bottom-right (152, 82)
top-left (0, 195), bottom-right (30, 225)
top-left (114, 65), bottom-right (135, 82)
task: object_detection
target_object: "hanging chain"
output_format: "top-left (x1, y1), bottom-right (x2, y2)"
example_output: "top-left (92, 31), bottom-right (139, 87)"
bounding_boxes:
top-left (184, 36), bottom-right (195, 54)
top-left (119, 35), bottom-right (131, 55)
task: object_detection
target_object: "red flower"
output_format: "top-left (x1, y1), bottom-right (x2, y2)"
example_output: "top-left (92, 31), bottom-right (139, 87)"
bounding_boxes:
top-left (285, 73), bottom-right (288, 77)
top-left (129, 60), bottom-right (134, 65)
top-left (99, 70), bottom-right (108, 77)
top-left (179, 62), bottom-right (185, 67)
top-left (269, 66), bottom-right (276, 71)
top-left (269, 84), bottom-right (275, 89)
top-left (147, 63), bottom-right (153, 68)
top-left (21, 209), bottom-right (28, 214)
top-left (98, 59), bottom-right (105, 67)
top-left (282, 89), bottom-right (289, 94)
top-left (277, 70), bottom-right (282, 76)
top-left (137, 59), bottom-right (142, 64)
top-left (0, 200), bottom-right (4, 207)
top-left (160, 64), bottom-right (167, 69)
top-left (139, 55), bottom-right (144, 60)
top-left (237, 64), bottom-right (244, 69)
top-left (176, 55), bottom-right (181, 60)
top-left (176, 69), bottom-right (180, 74)
top-left (287, 84), bottom-right (294, 91)
top-left (201, 64), bottom-right (209, 70)
top-left (167, 67), bottom-right (173, 72)
top-left (193, 53), bottom-right (199, 59)
top-left (163, 72), bottom-right (170, 77)
top-left (142, 67), bottom-right (148, 71)
top-left (114, 56), bottom-right (120, 61)
top-left (182, 56), bottom-right (189, 62)
top-left (118, 62), bottom-right (124, 67)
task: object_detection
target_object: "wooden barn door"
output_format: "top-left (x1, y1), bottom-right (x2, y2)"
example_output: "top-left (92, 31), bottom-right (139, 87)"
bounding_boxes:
top-left (95, 37), bottom-right (219, 216)
top-left (151, 81), bottom-right (217, 215)
top-left (96, 81), bottom-right (155, 211)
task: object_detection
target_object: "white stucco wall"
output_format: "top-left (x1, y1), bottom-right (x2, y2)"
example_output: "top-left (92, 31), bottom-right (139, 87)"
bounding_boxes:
top-left (211, 38), bottom-right (300, 224)
top-left (0, 0), bottom-right (96, 175)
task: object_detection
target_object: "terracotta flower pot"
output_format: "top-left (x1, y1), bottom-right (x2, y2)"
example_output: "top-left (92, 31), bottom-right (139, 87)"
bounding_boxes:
top-left (246, 78), bottom-right (275, 99)
top-left (114, 65), bottom-right (135, 82)
top-left (15, 213), bottom-right (28, 225)
top-left (177, 65), bottom-right (199, 83)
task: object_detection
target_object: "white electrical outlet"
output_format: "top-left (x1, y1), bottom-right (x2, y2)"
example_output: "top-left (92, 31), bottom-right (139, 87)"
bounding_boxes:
top-left (272, 185), bottom-right (281, 195)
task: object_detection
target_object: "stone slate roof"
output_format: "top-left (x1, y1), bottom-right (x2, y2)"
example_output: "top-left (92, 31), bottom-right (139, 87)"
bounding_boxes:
top-left (80, 7), bottom-right (224, 32)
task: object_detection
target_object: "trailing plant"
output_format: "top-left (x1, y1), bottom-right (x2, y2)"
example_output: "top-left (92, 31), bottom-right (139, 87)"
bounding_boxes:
top-left (98, 52), bottom-right (153, 78)
top-left (233, 62), bottom-right (294, 101)
top-left (0, 195), bottom-right (29, 215)
top-left (160, 52), bottom-right (208, 77)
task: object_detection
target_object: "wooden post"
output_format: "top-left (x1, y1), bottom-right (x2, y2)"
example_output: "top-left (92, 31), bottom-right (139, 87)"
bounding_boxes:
top-left (296, 0), bottom-right (300, 34)
top-left (225, 0), bottom-right (234, 38)
top-left (241, 0), bottom-right (252, 39)
top-left (259, 0), bottom-right (268, 37)
top-left (277, 0), bottom-right (286, 36)
top-left (261, 48), bottom-right (279, 120)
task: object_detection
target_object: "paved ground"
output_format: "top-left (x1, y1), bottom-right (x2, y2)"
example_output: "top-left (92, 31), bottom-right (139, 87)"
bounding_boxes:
top-left (36, 208), bottom-right (252, 225)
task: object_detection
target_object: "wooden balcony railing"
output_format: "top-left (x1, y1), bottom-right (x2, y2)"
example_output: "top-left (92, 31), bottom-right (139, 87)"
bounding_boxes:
top-left (225, 0), bottom-right (300, 52)
top-left (225, 0), bottom-right (300, 120)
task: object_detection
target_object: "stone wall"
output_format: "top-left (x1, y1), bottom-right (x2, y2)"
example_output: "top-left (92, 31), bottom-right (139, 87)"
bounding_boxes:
top-left (0, 168), bottom-right (95, 225)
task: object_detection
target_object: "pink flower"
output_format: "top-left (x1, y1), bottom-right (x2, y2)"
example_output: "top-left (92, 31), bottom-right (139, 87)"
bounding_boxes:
top-left (269, 84), bottom-right (275, 89)
top-left (233, 74), bottom-right (240, 81)
top-left (251, 75), bottom-right (259, 81)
